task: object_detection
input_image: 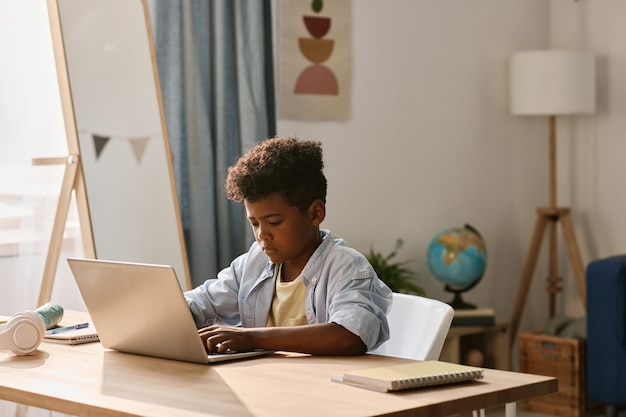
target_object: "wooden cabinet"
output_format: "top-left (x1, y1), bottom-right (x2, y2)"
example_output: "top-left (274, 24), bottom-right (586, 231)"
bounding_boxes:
top-left (440, 322), bottom-right (510, 370)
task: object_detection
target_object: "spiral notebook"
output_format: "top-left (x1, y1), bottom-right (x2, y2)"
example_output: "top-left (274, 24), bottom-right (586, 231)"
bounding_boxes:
top-left (333, 360), bottom-right (484, 392)
top-left (43, 326), bottom-right (100, 345)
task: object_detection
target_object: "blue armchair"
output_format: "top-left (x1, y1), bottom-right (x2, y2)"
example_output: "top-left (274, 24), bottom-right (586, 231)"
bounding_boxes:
top-left (586, 255), bottom-right (626, 417)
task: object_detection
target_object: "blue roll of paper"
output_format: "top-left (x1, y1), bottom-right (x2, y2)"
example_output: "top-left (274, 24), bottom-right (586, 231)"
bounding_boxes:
top-left (34, 302), bottom-right (64, 330)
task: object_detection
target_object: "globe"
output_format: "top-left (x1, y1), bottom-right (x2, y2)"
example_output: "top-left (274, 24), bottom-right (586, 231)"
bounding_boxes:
top-left (427, 224), bottom-right (487, 309)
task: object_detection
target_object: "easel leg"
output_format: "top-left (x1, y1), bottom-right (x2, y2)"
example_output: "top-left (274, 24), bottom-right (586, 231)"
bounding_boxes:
top-left (37, 156), bottom-right (79, 306)
top-left (509, 212), bottom-right (549, 347)
top-left (73, 164), bottom-right (95, 259)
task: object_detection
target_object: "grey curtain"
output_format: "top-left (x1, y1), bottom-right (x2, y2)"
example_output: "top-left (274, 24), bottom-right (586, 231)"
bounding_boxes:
top-left (147, 0), bottom-right (276, 287)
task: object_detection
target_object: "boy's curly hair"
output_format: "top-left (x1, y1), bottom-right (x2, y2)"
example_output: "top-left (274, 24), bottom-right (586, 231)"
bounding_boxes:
top-left (225, 136), bottom-right (327, 212)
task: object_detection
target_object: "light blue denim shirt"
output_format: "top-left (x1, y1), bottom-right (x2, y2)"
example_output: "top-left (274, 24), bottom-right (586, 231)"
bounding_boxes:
top-left (184, 230), bottom-right (392, 350)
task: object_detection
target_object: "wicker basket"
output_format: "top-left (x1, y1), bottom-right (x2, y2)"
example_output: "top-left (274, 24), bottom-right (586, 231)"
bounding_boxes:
top-left (518, 332), bottom-right (604, 417)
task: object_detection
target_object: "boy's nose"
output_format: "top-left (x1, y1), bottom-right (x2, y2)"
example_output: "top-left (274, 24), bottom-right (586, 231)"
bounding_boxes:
top-left (256, 226), bottom-right (270, 241)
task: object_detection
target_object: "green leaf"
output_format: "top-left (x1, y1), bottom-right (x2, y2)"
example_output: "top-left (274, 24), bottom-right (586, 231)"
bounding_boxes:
top-left (366, 239), bottom-right (425, 296)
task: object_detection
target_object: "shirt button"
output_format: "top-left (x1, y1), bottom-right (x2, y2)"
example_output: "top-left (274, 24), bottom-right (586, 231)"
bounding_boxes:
top-left (311, 276), bottom-right (317, 283)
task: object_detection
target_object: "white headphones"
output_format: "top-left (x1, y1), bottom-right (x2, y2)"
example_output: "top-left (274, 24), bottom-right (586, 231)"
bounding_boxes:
top-left (0, 311), bottom-right (45, 355)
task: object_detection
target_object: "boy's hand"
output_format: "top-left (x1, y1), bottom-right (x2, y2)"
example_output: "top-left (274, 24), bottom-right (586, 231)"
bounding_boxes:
top-left (198, 322), bottom-right (366, 356)
top-left (199, 325), bottom-right (253, 354)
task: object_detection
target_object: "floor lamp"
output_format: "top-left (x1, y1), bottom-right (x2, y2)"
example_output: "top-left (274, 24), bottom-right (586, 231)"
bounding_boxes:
top-left (508, 50), bottom-right (596, 346)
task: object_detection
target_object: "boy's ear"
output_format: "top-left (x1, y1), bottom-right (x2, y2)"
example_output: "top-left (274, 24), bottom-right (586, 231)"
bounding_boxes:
top-left (309, 199), bottom-right (326, 226)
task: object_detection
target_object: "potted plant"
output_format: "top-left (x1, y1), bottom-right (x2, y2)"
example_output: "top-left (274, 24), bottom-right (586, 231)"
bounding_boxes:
top-left (366, 239), bottom-right (425, 296)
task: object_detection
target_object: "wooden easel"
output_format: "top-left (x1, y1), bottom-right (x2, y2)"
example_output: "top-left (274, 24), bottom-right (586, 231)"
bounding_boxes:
top-left (509, 116), bottom-right (587, 346)
top-left (35, 0), bottom-right (97, 306)
top-left (36, 0), bottom-right (192, 306)
top-left (34, 155), bottom-right (95, 306)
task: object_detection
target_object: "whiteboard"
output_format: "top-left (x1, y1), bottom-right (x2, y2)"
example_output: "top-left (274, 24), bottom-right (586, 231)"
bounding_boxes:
top-left (49, 0), bottom-right (191, 290)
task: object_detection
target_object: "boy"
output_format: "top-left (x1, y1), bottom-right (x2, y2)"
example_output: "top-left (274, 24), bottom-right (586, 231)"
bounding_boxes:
top-left (184, 136), bottom-right (392, 355)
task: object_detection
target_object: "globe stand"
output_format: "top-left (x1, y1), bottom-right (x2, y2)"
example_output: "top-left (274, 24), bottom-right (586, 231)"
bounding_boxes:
top-left (444, 279), bottom-right (481, 310)
top-left (446, 287), bottom-right (477, 310)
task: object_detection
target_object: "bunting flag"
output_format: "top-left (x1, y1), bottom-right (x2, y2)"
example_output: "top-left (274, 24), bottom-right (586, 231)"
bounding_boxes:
top-left (79, 130), bottom-right (157, 164)
top-left (129, 136), bottom-right (150, 163)
top-left (93, 134), bottom-right (111, 158)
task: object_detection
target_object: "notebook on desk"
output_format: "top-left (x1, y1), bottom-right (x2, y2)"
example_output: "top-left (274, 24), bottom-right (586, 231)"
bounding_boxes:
top-left (333, 360), bottom-right (484, 392)
top-left (67, 257), bottom-right (272, 364)
top-left (43, 325), bottom-right (99, 345)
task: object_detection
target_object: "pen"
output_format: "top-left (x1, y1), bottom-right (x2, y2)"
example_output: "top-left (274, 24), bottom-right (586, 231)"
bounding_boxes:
top-left (46, 322), bottom-right (89, 335)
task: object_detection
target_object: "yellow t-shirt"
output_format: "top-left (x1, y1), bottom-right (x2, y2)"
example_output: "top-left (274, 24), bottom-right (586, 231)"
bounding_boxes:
top-left (266, 264), bottom-right (307, 327)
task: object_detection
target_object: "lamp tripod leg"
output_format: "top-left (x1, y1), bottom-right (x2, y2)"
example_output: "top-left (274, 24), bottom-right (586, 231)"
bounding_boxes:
top-left (509, 211), bottom-right (549, 348)
top-left (560, 211), bottom-right (586, 306)
top-left (547, 216), bottom-right (561, 317)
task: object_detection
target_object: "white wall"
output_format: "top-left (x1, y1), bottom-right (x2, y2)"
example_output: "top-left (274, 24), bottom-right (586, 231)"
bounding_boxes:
top-left (277, 0), bottom-right (619, 339)
top-left (550, 0), bottom-right (626, 315)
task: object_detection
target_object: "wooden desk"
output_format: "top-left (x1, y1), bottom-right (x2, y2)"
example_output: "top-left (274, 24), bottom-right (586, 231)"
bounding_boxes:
top-left (0, 311), bottom-right (556, 417)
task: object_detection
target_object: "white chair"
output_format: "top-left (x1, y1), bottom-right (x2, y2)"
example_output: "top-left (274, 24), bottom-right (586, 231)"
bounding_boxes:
top-left (372, 292), bottom-right (515, 417)
top-left (370, 292), bottom-right (454, 361)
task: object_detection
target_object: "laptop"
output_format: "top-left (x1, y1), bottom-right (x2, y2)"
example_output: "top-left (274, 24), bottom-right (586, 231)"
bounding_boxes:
top-left (67, 257), bottom-right (272, 364)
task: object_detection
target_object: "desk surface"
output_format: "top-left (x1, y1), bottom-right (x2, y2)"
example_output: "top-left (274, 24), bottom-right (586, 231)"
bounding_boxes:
top-left (0, 311), bottom-right (556, 417)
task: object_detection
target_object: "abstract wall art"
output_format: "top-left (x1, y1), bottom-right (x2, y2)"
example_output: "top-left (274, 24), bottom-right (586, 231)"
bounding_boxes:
top-left (278, 0), bottom-right (351, 121)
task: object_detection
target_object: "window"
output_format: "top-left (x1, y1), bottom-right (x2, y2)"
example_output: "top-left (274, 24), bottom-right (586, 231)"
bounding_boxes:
top-left (0, 2), bottom-right (84, 314)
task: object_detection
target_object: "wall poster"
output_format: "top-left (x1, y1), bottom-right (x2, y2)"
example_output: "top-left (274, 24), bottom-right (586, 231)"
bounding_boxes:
top-left (278, 0), bottom-right (351, 121)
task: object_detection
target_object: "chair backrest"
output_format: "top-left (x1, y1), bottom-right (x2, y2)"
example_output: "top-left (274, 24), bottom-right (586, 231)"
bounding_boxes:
top-left (370, 292), bottom-right (454, 361)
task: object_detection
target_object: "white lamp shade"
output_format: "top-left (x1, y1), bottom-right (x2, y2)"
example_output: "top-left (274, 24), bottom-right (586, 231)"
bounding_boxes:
top-left (510, 50), bottom-right (596, 115)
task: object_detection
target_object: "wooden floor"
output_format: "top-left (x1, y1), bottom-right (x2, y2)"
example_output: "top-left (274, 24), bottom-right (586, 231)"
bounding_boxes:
top-left (483, 405), bottom-right (618, 417)
top-left (2, 400), bottom-right (622, 417)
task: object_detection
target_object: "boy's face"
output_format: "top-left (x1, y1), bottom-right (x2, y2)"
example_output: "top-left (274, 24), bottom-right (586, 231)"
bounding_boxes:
top-left (245, 193), bottom-right (325, 277)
